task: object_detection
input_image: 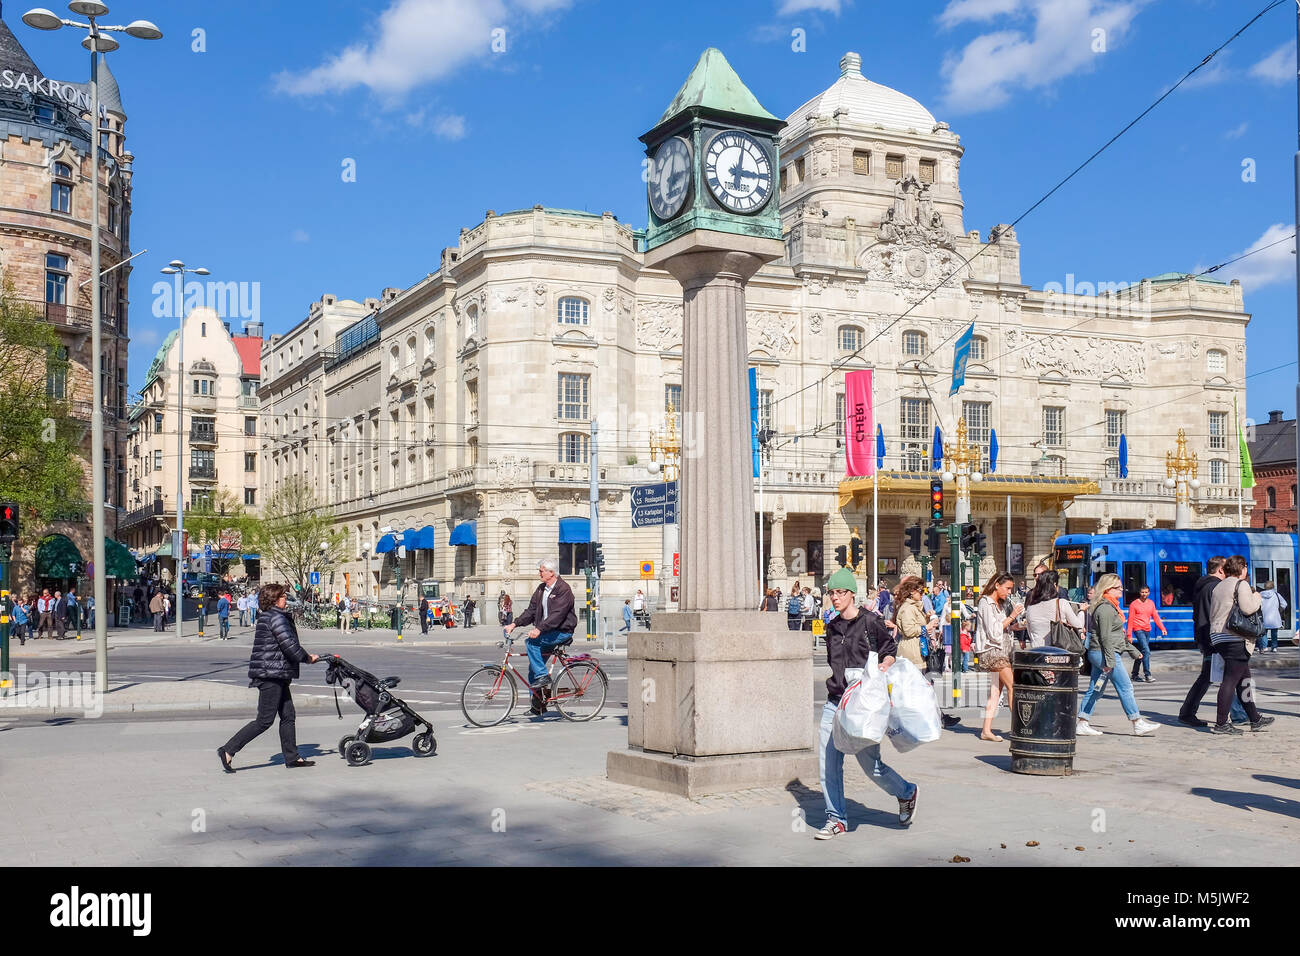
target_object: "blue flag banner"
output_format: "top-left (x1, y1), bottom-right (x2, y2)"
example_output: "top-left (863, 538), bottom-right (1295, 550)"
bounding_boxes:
top-left (932, 426), bottom-right (943, 471)
top-left (950, 323), bottom-right (975, 396)
top-left (989, 429), bottom-right (999, 474)
top-left (749, 367), bottom-right (759, 479)
top-left (875, 424), bottom-right (885, 471)
top-left (1119, 434), bottom-right (1129, 478)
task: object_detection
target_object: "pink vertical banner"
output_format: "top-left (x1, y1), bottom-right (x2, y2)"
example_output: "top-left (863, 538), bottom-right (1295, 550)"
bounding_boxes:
top-left (844, 369), bottom-right (875, 477)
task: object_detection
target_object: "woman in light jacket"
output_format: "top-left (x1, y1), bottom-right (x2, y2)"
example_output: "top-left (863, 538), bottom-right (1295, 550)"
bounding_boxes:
top-left (1024, 570), bottom-right (1085, 648)
top-left (1257, 580), bottom-right (1286, 652)
top-left (975, 573), bottom-right (1019, 742)
top-left (1207, 555), bottom-right (1271, 733)
top-left (892, 575), bottom-right (929, 670)
top-left (1077, 574), bottom-right (1157, 736)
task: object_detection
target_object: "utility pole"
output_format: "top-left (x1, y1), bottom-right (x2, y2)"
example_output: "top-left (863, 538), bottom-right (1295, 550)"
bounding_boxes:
top-left (1292, 0), bottom-right (1299, 618)
top-left (588, 418), bottom-right (600, 637)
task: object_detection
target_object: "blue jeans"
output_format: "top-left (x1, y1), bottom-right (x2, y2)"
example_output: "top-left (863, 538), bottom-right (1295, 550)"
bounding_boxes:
top-left (219, 616), bottom-right (229, 639)
top-left (1262, 628), bottom-right (1279, 651)
top-left (962, 651), bottom-right (972, 672)
top-left (1079, 647), bottom-right (1140, 720)
top-left (618, 619), bottom-right (631, 634)
top-left (818, 700), bottom-right (914, 826)
top-left (1129, 630), bottom-right (1152, 678)
top-left (525, 628), bottom-right (573, 684)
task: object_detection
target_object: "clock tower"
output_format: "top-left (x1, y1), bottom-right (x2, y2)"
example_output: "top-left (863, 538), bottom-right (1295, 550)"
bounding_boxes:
top-left (609, 50), bottom-right (816, 798)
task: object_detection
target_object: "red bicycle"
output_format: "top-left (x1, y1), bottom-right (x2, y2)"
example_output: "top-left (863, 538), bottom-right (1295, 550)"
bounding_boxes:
top-left (460, 630), bottom-right (608, 726)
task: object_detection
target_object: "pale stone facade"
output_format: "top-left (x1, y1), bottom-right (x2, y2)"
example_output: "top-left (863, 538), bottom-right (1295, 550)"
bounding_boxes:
top-left (261, 52), bottom-right (1250, 603)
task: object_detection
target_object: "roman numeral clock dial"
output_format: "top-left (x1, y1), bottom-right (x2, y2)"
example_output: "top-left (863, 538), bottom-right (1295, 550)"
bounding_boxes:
top-left (704, 130), bottom-right (772, 214)
top-left (649, 137), bottom-right (692, 221)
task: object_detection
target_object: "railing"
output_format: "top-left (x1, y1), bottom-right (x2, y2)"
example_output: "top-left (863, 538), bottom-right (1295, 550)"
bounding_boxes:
top-left (238, 395), bottom-right (259, 409)
top-left (1197, 485), bottom-right (1247, 502)
top-left (447, 467), bottom-right (477, 490)
top-left (1097, 478), bottom-right (1177, 498)
top-left (120, 498), bottom-right (165, 529)
top-left (68, 399), bottom-right (93, 421)
top-left (7, 298), bottom-right (119, 333)
top-left (188, 465), bottom-right (217, 481)
top-left (189, 426), bottom-right (217, 443)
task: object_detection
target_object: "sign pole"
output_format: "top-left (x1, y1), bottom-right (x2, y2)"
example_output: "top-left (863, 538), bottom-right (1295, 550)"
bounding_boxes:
top-left (949, 523), bottom-right (963, 712)
top-left (0, 542), bottom-right (11, 695)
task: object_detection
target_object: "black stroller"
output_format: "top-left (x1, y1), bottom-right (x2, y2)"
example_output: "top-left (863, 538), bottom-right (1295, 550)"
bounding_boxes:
top-left (323, 654), bottom-right (437, 766)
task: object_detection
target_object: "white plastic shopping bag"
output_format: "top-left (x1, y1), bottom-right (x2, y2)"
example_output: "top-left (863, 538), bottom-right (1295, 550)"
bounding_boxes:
top-left (833, 652), bottom-right (888, 753)
top-left (884, 657), bottom-right (943, 754)
top-left (1210, 652), bottom-right (1224, 685)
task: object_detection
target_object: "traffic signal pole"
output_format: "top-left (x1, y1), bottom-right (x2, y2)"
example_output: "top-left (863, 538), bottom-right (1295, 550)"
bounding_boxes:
top-left (948, 523), bottom-right (962, 712)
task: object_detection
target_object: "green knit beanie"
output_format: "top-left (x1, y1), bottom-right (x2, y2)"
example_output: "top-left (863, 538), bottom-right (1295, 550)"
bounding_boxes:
top-left (825, 567), bottom-right (858, 595)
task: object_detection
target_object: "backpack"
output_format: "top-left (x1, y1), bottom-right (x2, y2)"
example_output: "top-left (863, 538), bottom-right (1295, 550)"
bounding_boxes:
top-left (787, 595), bottom-right (802, 615)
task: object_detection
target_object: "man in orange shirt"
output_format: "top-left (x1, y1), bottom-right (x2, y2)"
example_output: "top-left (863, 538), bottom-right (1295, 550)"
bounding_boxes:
top-left (1126, 586), bottom-right (1167, 683)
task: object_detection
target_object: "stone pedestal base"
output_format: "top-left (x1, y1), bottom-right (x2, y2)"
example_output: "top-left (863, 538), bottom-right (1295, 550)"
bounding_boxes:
top-left (606, 610), bottom-right (817, 798)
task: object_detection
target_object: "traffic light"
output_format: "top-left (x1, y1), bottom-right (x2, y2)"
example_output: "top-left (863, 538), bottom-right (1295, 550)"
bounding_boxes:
top-left (592, 543), bottom-right (606, 576)
top-left (904, 523), bottom-right (922, 556)
top-left (929, 478), bottom-right (944, 523)
top-left (924, 525), bottom-right (942, 555)
top-left (835, 544), bottom-right (848, 569)
top-left (972, 527), bottom-right (988, 556)
top-left (849, 537), bottom-right (863, 570)
top-left (0, 502), bottom-right (18, 543)
top-left (960, 522), bottom-right (977, 553)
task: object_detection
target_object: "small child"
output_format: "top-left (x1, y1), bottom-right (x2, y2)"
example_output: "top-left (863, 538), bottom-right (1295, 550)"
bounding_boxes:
top-left (960, 629), bottom-right (973, 672)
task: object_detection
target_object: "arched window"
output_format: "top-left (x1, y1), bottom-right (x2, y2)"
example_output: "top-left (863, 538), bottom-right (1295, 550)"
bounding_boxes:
top-left (1207, 350), bottom-right (1227, 375)
top-left (558, 297), bottom-right (589, 326)
top-left (424, 326), bottom-right (435, 357)
top-left (837, 325), bottom-right (864, 352)
top-left (406, 335), bottom-right (417, 364)
top-left (50, 162), bottom-right (73, 213)
top-left (466, 303), bottom-right (478, 339)
top-left (1291, 485), bottom-right (1296, 508)
top-left (902, 330), bottom-right (926, 356)
top-left (970, 336), bottom-right (988, 361)
top-left (1105, 457), bottom-right (1121, 478)
top-left (558, 432), bottom-right (590, 463)
top-left (389, 344), bottom-right (400, 369)
top-left (1268, 487), bottom-right (1276, 509)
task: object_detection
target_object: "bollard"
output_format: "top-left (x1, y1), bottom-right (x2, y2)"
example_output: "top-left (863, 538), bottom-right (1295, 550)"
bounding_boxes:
top-left (1010, 646), bottom-right (1081, 775)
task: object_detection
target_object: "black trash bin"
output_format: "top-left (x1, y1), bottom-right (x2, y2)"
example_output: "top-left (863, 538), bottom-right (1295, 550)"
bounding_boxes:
top-left (389, 606), bottom-right (399, 630)
top-left (1010, 646), bottom-right (1081, 776)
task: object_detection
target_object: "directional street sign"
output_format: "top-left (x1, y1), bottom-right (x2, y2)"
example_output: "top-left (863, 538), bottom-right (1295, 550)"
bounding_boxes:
top-left (631, 501), bottom-right (677, 528)
top-left (631, 481), bottom-right (678, 526)
top-left (310, 571), bottom-right (320, 586)
top-left (203, 544), bottom-right (212, 573)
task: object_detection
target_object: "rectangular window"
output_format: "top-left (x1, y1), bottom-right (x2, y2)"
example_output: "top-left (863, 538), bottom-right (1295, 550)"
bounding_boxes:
top-left (154, 413), bottom-right (163, 431)
top-left (153, 449), bottom-right (162, 471)
top-left (558, 297), bottom-right (589, 325)
top-left (969, 337), bottom-right (986, 361)
top-left (1043, 407), bottom-right (1065, 447)
top-left (559, 542), bottom-right (591, 577)
top-left (665, 384), bottom-right (681, 414)
top-left (557, 373), bottom-right (589, 420)
top-left (1208, 411), bottom-right (1228, 451)
top-left (558, 432), bottom-right (590, 463)
top-left (466, 379), bottom-right (479, 425)
top-left (190, 490), bottom-right (212, 510)
top-left (903, 331), bottom-right (925, 356)
top-left (244, 417), bottom-right (257, 436)
top-left (244, 488), bottom-right (257, 506)
top-left (900, 398), bottom-right (929, 470)
top-left (795, 157), bottom-right (805, 182)
top-left (245, 452), bottom-right (257, 472)
top-left (45, 254), bottom-right (69, 305)
top-left (51, 182), bottom-right (71, 213)
top-left (836, 393), bottom-right (845, 438)
top-left (1209, 459), bottom-right (1226, 484)
top-left (838, 326), bottom-right (864, 351)
top-left (759, 390), bottom-right (773, 431)
top-left (852, 150), bottom-right (870, 174)
top-left (1208, 350), bottom-right (1227, 374)
top-left (1121, 562), bottom-right (1147, 606)
top-left (885, 154), bottom-right (904, 179)
top-left (46, 345), bottom-right (67, 399)
top-left (963, 401), bottom-right (991, 471)
top-left (1105, 410), bottom-right (1125, 450)
top-left (918, 159), bottom-right (936, 184)
top-left (1158, 561), bottom-right (1202, 607)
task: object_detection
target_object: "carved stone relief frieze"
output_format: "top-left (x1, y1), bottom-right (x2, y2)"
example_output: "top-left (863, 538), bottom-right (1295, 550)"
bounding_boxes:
top-left (748, 310), bottom-right (799, 356)
top-left (1003, 327), bottom-right (1147, 382)
top-left (636, 300), bottom-right (683, 351)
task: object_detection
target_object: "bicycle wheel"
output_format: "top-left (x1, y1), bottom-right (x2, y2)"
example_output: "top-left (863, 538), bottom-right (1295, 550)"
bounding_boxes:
top-left (552, 660), bottom-right (607, 721)
top-left (460, 665), bottom-right (517, 727)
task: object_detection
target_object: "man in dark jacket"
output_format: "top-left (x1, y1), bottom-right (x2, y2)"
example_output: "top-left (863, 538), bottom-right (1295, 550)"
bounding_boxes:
top-left (53, 590), bottom-right (68, 640)
top-left (419, 596), bottom-right (430, 634)
top-left (217, 583), bottom-right (318, 771)
top-left (1178, 555), bottom-right (1226, 728)
top-left (505, 557), bottom-right (577, 715)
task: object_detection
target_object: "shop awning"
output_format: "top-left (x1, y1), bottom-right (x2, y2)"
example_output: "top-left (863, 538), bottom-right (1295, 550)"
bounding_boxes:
top-left (402, 528), bottom-right (419, 551)
top-left (449, 521), bottom-right (477, 547)
top-left (35, 534), bottom-right (83, 578)
top-left (155, 538), bottom-right (173, 558)
top-left (375, 533), bottom-right (397, 554)
top-left (414, 525), bottom-right (435, 550)
top-left (241, 553), bottom-right (260, 560)
top-left (104, 538), bottom-right (136, 579)
top-left (559, 517), bottom-right (590, 544)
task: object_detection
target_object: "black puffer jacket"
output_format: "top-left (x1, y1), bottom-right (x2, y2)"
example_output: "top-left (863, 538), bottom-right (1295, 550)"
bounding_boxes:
top-left (248, 607), bottom-right (311, 682)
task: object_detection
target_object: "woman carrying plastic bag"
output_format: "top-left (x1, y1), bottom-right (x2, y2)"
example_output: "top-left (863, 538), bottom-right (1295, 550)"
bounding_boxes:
top-left (832, 654), bottom-right (890, 754)
top-left (884, 658), bottom-right (943, 753)
top-left (815, 568), bottom-right (919, 841)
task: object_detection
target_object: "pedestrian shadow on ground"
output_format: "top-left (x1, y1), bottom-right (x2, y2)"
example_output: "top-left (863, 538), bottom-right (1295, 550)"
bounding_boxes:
top-left (1190, 786), bottom-right (1300, 820)
top-left (974, 754), bottom-right (1014, 773)
top-left (1253, 774), bottom-right (1300, 791)
top-left (785, 778), bottom-right (900, 832)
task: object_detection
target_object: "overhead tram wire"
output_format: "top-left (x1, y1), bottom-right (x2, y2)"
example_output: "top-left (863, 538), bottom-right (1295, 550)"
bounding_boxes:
top-left (768, 0), bottom-right (1291, 414)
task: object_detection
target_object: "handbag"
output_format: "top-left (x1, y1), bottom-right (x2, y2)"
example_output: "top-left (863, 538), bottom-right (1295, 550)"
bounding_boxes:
top-left (1047, 599), bottom-right (1087, 655)
top-left (1226, 582), bottom-right (1264, 640)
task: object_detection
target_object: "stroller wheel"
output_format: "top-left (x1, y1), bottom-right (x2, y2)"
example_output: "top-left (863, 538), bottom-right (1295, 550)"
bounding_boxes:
top-left (345, 741), bottom-right (372, 767)
top-left (338, 736), bottom-right (355, 759)
top-left (412, 732), bottom-right (437, 757)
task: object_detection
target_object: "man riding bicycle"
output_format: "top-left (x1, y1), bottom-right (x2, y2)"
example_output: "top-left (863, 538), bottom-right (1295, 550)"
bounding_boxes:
top-left (504, 556), bottom-right (577, 716)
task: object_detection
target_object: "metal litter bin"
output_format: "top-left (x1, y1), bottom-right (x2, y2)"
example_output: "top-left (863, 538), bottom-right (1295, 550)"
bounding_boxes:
top-left (1010, 646), bottom-right (1080, 776)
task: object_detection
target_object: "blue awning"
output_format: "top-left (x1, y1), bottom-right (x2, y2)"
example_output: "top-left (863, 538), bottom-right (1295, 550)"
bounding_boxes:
top-left (402, 528), bottom-right (418, 551)
top-left (375, 534), bottom-right (397, 554)
top-left (242, 553), bottom-right (260, 560)
top-left (414, 525), bottom-right (435, 550)
top-left (449, 521), bottom-right (477, 547)
top-left (559, 517), bottom-right (590, 544)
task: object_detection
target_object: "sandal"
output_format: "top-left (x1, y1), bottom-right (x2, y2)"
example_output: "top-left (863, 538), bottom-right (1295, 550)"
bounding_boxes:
top-left (979, 733), bottom-right (1005, 742)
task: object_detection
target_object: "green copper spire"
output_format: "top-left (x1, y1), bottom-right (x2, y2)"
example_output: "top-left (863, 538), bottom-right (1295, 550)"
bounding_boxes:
top-left (657, 47), bottom-right (778, 126)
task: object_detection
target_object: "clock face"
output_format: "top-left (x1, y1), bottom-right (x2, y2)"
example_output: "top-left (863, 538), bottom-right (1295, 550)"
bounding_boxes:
top-left (703, 130), bottom-right (772, 214)
top-left (648, 137), bottom-right (692, 221)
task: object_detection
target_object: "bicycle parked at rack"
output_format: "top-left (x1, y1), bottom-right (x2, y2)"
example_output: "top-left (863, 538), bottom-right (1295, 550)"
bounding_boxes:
top-left (460, 629), bottom-right (608, 726)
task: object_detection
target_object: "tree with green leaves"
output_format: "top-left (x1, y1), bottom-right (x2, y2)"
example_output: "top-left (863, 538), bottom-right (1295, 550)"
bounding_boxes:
top-left (247, 476), bottom-right (348, 595)
top-left (0, 278), bottom-right (87, 526)
top-left (185, 488), bottom-right (255, 578)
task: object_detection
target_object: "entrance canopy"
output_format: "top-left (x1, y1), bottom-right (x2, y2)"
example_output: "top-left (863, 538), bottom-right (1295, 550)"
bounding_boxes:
top-left (449, 521), bottom-right (477, 547)
top-left (375, 533), bottom-right (397, 554)
top-left (414, 526), bottom-right (435, 550)
top-left (837, 472), bottom-right (1101, 511)
top-left (559, 517), bottom-right (590, 544)
top-left (104, 538), bottom-right (136, 578)
top-left (35, 534), bottom-right (82, 578)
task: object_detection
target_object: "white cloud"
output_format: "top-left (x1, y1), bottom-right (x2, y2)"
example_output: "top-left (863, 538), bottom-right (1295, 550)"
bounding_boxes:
top-left (1213, 224), bottom-right (1296, 294)
top-left (433, 114), bottom-right (468, 139)
top-left (292, 229), bottom-right (310, 243)
top-left (776, 0), bottom-right (845, 14)
top-left (273, 0), bottom-right (572, 98)
top-left (1223, 121), bottom-right (1248, 140)
top-left (1249, 40), bottom-right (1294, 85)
top-left (937, 0), bottom-right (1148, 114)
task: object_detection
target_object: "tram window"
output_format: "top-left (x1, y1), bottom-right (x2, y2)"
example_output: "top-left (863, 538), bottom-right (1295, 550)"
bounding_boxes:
top-left (1254, 566), bottom-right (1270, 590)
top-left (1121, 563), bottom-right (1147, 605)
top-left (1090, 563), bottom-right (1117, 587)
top-left (1277, 568), bottom-right (1293, 629)
top-left (1158, 562), bottom-right (1202, 607)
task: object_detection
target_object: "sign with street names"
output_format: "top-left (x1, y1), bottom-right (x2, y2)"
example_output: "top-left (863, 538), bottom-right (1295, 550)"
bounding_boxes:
top-left (631, 481), bottom-right (678, 508)
top-left (631, 501), bottom-right (677, 527)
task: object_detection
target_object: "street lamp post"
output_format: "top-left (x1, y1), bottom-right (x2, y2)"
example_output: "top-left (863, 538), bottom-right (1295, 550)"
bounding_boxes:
top-left (649, 401), bottom-right (681, 612)
top-left (159, 260), bottom-right (209, 641)
top-left (1165, 429), bottom-right (1201, 529)
top-left (23, 3), bottom-right (162, 691)
top-left (942, 417), bottom-right (984, 526)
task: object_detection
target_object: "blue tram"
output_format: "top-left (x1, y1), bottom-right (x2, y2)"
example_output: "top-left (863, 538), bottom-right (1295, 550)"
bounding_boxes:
top-left (1051, 529), bottom-right (1297, 647)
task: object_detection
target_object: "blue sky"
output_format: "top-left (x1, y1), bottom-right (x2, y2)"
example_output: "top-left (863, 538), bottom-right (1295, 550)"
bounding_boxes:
top-left (12, 0), bottom-right (1300, 421)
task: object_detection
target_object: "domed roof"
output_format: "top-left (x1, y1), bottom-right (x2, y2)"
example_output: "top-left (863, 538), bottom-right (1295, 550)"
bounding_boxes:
top-left (785, 52), bottom-right (937, 139)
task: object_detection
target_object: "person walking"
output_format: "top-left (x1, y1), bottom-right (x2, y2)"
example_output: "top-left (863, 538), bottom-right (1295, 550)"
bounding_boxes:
top-left (814, 567), bottom-right (918, 840)
top-left (35, 588), bottom-right (54, 639)
top-left (1258, 580), bottom-right (1287, 652)
top-left (1024, 570), bottom-right (1085, 649)
top-left (498, 591), bottom-right (513, 627)
top-left (149, 589), bottom-right (165, 631)
top-left (65, 587), bottom-right (80, 634)
top-left (163, 591), bottom-right (172, 625)
top-left (12, 597), bottom-right (28, 645)
top-left (338, 594), bottom-right (352, 633)
top-left (892, 576), bottom-right (929, 671)
top-left (419, 595), bottom-right (430, 634)
top-left (873, 583), bottom-right (892, 618)
top-left (786, 585), bottom-right (803, 631)
top-left (237, 593), bottom-right (248, 627)
top-left (802, 587), bottom-right (816, 632)
top-left (463, 595), bottom-right (476, 629)
top-left (975, 573), bottom-right (1020, 742)
top-left (633, 589), bottom-right (646, 628)
top-left (53, 589), bottom-right (68, 640)
top-left (505, 557), bottom-right (577, 717)
top-left (1207, 555), bottom-right (1273, 735)
top-left (1126, 586), bottom-right (1166, 682)
top-left (217, 591), bottom-right (231, 640)
top-left (1076, 574), bottom-right (1158, 736)
top-left (217, 583), bottom-right (319, 772)
top-left (620, 599), bottom-right (632, 636)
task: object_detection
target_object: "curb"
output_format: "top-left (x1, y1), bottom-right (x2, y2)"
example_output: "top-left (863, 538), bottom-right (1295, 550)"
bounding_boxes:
top-left (0, 693), bottom-right (335, 720)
